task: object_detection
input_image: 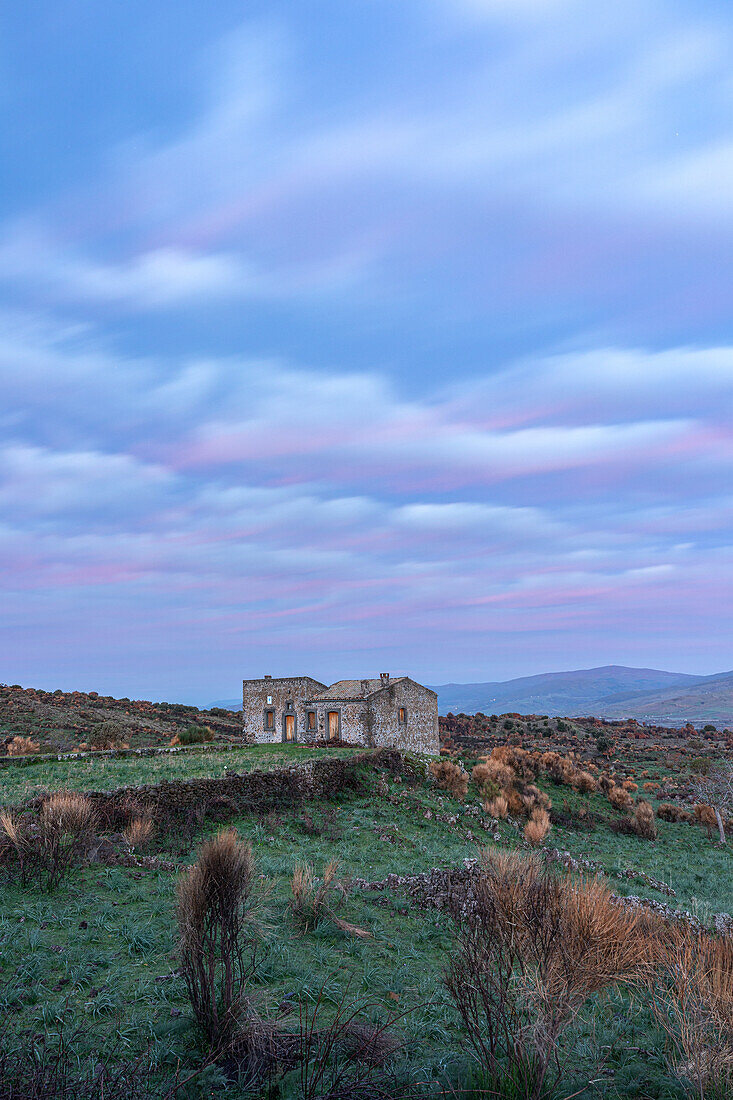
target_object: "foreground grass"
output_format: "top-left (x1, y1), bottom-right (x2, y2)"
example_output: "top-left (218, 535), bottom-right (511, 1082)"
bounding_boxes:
top-left (0, 750), bottom-right (731, 1097)
top-left (0, 743), bottom-right (359, 804)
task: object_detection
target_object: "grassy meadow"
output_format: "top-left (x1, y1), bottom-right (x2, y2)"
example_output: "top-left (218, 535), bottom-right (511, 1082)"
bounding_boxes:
top-left (0, 743), bottom-right (731, 1099)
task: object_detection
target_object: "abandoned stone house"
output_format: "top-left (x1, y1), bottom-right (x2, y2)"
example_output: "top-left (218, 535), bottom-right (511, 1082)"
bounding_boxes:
top-left (242, 673), bottom-right (439, 755)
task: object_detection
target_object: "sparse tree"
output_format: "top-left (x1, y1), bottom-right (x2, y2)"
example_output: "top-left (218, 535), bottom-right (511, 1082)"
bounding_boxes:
top-left (695, 759), bottom-right (733, 844)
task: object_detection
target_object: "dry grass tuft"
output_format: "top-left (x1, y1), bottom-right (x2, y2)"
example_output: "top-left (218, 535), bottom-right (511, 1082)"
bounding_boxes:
top-left (123, 815), bottom-right (154, 850)
top-left (6, 735), bottom-right (40, 756)
top-left (430, 760), bottom-right (469, 800)
top-left (444, 850), bottom-right (657, 1099)
top-left (524, 807), bottom-right (551, 846)
top-left (647, 929), bottom-right (733, 1098)
top-left (177, 828), bottom-right (270, 1051)
top-left (609, 785), bottom-right (634, 813)
top-left (483, 794), bottom-right (508, 819)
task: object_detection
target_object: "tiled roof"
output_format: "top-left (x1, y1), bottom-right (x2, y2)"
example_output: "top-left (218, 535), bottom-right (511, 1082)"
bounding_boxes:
top-left (308, 677), bottom-right (406, 701)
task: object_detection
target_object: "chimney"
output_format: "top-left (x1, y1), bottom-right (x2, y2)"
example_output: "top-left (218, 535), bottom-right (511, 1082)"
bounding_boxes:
top-left (380, 672), bottom-right (390, 686)
top-left (264, 674), bottom-right (272, 680)
top-left (361, 679), bottom-right (370, 696)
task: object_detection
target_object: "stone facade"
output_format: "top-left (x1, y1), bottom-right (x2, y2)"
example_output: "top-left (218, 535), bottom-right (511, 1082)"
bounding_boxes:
top-left (242, 673), bottom-right (439, 754)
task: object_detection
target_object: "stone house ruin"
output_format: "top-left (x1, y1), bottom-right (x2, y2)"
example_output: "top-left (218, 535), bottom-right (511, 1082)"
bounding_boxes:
top-left (242, 673), bottom-right (439, 755)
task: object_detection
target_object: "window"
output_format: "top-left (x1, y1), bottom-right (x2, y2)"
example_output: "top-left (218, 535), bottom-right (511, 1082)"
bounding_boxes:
top-left (307, 711), bottom-right (316, 731)
top-left (264, 709), bottom-right (275, 730)
top-left (398, 707), bottom-right (406, 725)
top-left (286, 699), bottom-right (293, 709)
top-left (266, 695), bottom-right (273, 705)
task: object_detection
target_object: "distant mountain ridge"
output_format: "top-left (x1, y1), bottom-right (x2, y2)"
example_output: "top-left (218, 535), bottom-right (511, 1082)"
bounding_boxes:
top-left (428, 665), bottom-right (733, 726)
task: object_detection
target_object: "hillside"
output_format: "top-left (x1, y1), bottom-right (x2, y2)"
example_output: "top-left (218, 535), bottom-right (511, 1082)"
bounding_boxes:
top-left (0, 682), bottom-right (241, 752)
top-left (599, 669), bottom-right (733, 725)
top-left (430, 665), bottom-right (704, 718)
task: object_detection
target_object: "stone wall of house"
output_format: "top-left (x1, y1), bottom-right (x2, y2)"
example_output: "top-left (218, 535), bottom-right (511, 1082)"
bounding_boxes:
top-left (242, 676), bottom-right (326, 745)
top-left (296, 678), bottom-right (439, 755)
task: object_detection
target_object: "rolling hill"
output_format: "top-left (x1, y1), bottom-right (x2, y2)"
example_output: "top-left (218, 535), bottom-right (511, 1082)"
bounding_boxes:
top-left (429, 665), bottom-right (704, 718)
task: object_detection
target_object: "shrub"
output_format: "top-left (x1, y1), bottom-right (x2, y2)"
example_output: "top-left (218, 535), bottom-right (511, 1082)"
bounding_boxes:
top-left (89, 719), bottom-right (129, 750)
top-left (484, 795), bottom-right (508, 819)
top-left (647, 929), bottom-right (733, 1099)
top-left (524, 808), bottom-right (551, 846)
top-left (430, 760), bottom-right (469, 800)
top-left (690, 757), bottom-right (712, 776)
top-left (177, 829), bottom-right (270, 1051)
top-left (2, 792), bottom-right (97, 891)
top-left (658, 802), bottom-right (694, 824)
top-left (6, 735), bottom-right (40, 756)
top-left (123, 815), bottom-right (154, 850)
top-left (571, 770), bottom-right (598, 794)
top-left (289, 860), bottom-right (344, 931)
top-left (471, 762), bottom-right (500, 797)
top-left (622, 780), bottom-right (639, 792)
top-left (631, 799), bottom-right (658, 840)
top-left (171, 723), bottom-right (214, 746)
top-left (608, 785), bottom-right (634, 813)
top-left (444, 852), bottom-right (654, 1100)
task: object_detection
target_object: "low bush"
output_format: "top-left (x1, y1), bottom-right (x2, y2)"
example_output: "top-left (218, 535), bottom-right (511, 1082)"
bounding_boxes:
top-left (430, 760), bottom-right (469, 800)
top-left (631, 799), bottom-right (658, 840)
top-left (484, 794), bottom-right (508, 819)
top-left (289, 859), bottom-right (344, 931)
top-left (658, 802), bottom-right (694, 823)
top-left (171, 723), bottom-right (214, 746)
top-left (608, 785), bottom-right (634, 813)
top-left (444, 852), bottom-right (655, 1100)
top-left (5, 735), bottom-right (40, 756)
top-left (524, 807), bottom-right (551, 846)
top-left (1, 791), bottom-right (97, 891)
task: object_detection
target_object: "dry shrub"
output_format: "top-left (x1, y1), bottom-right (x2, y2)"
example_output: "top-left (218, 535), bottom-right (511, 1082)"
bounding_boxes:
top-left (6, 735), bottom-right (40, 756)
top-left (524, 807), bottom-right (551, 846)
top-left (177, 828), bottom-right (271, 1053)
top-left (504, 786), bottom-right (526, 816)
top-left (2, 792), bottom-right (97, 891)
top-left (622, 780), bottom-right (639, 792)
top-left (647, 929), bottom-right (733, 1099)
top-left (599, 774), bottom-right (615, 793)
top-left (609, 785), bottom-right (634, 813)
top-left (444, 851), bottom-right (655, 1100)
top-left (695, 803), bottom-right (718, 838)
top-left (484, 795), bottom-right (508, 820)
top-left (471, 762), bottom-right (499, 797)
top-left (631, 799), bottom-right (658, 840)
top-left (643, 782), bottom-right (660, 793)
top-left (490, 745), bottom-right (538, 782)
top-left (123, 815), bottom-right (154, 850)
top-left (289, 860), bottom-right (347, 932)
top-left (571, 770), bottom-right (598, 794)
top-left (430, 760), bottom-right (469, 800)
top-left (296, 983), bottom-right (404, 1100)
top-left (658, 803), bottom-right (694, 824)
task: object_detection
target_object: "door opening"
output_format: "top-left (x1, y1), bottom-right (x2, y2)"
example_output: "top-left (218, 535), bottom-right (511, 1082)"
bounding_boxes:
top-left (284, 714), bottom-right (295, 742)
top-left (327, 711), bottom-right (339, 740)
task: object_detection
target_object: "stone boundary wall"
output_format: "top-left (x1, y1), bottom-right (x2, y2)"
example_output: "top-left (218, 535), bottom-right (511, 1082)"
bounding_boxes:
top-left (0, 740), bottom-right (249, 771)
top-left (25, 747), bottom-right (405, 828)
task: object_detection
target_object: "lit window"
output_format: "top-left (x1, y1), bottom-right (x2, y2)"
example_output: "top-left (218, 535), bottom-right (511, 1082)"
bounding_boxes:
top-left (266, 695), bottom-right (273, 704)
top-left (398, 707), bottom-right (406, 725)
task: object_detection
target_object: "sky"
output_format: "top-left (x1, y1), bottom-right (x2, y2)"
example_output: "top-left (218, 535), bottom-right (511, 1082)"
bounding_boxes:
top-left (1, 0), bottom-right (733, 704)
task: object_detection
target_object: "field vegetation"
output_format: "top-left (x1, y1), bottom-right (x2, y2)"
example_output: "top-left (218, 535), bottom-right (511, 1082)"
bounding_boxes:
top-left (0, 725), bottom-right (732, 1099)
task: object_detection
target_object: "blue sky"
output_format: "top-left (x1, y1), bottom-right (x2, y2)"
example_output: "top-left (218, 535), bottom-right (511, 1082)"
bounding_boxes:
top-left (1, 0), bottom-right (733, 703)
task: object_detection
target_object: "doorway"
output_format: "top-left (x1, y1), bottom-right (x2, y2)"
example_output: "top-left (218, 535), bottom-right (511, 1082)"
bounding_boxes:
top-left (284, 714), bottom-right (295, 742)
top-left (327, 711), bottom-right (340, 740)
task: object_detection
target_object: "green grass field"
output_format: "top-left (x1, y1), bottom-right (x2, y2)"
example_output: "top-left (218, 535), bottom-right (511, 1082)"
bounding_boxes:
top-left (0, 742), bottom-right (359, 804)
top-left (1, 745), bottom-right (731, 1098)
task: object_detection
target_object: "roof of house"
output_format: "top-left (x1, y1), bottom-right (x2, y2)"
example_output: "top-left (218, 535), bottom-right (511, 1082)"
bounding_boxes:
top-left (307, 676), bottom-right (428, 702)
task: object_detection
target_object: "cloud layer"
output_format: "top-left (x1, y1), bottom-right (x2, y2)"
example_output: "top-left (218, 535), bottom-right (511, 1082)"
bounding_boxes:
top-left (1, 0), bottom-right (732, 699)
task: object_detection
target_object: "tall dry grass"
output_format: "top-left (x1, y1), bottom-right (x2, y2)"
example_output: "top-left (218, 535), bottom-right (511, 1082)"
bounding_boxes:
top-left (177, 828), bottom-right (271, 1052)
top-left (1, 791), bottom-right (96, 890)
top-left (444, 851), bottom-right (657, 1100)
top-left (647, 929), bottom-right (733, 1099)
